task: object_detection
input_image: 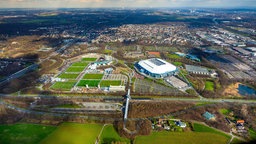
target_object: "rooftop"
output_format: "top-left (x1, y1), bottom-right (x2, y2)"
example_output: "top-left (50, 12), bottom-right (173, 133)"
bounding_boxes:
top-left (149, 58), bottom-right (165, 66)
top-left (138, 58), bottom-right (177, 74)
top-left (203, 111), bottom-right (215, 120)
top-left (148, 51), bottom-right (160, 57)
top-left (245, 47), bottom-right (256, 52)
top-left (233, 47), bottom-right (251, 55)
top-left (185, 65), bottom-right (210, 74)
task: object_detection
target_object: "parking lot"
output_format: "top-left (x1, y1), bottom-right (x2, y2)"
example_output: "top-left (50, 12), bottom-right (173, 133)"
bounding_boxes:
top-left (135, 79), bottom-right (183, 95)
top-left (165, 76), bottom-right (189, 89)
top-left (208, 55), bottom-right (256, 80)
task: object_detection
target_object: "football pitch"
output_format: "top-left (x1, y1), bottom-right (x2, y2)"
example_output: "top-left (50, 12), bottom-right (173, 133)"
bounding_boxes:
top-left (77, 80), bottom-right (100, 87)
top-left (100, 80), bottom-right (122, 87)
top-left (58, 73), bottom-right (79, 79)
top-left (83, 73), bottom-right (104, 79)
top-left (51, 81), bottom-right (77, 91)
top-left (82, 57), bottom-right (97, 61)
top-left (65, 67), bottom-right (85, 73)
top-left (71, 62), bottom-right (89, 67)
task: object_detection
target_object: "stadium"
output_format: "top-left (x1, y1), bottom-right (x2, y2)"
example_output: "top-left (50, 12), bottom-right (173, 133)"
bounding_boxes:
top-left (135, 58), bottom-right (178, 78)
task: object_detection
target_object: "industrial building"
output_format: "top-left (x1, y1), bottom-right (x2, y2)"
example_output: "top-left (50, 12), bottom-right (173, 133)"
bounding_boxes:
top-left (186, 54), bottom-right (201, 62)
top-left (135, 58), bottom-right (177, 78)
top-left (185, 65), bottom-right (210, 75)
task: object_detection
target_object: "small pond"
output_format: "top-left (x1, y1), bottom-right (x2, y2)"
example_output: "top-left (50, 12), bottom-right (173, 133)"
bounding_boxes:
top-left (238, 84), bottom-right (256, 96)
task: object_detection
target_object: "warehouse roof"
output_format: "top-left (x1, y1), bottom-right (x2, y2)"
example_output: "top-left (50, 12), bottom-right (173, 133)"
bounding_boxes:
top-left (185, 65), bottom-right (209, 74)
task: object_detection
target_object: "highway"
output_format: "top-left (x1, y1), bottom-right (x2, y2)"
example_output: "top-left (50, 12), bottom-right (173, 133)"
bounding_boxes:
top-left (0, 64), bottom-right (39, 86)
top-left (2, 94), bottom-right (256, 120)
top-left (1, 93), bottom-right (256, 104)
top-left (144, 97), bottom-right (256, 104)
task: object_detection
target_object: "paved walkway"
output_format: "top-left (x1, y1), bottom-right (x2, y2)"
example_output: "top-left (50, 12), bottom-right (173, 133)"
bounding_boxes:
top-left (95, 124), bottom-right (107, 144)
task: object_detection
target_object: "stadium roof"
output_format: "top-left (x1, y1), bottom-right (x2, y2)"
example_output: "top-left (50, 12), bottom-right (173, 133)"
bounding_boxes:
top-left (138, 58), bottom-right (176, 74)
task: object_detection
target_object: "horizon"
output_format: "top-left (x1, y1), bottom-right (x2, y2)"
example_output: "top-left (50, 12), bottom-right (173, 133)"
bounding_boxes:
top-left (0, 0), bottom-right (256, 8)
top-left (1, 7), bottom-right (256, 9)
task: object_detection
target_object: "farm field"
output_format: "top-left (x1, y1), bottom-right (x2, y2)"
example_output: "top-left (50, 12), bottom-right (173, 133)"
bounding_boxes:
top-left (71, 62), bottom-right (89, 67)
top-left (205, 80), bottom-right (214, 91)
top-left (40, 123), bottom-right (103, 144)
top-left (65, 67), bottom-right (85, 73)
top-left (0, 123), bottom-right (56, 144)
top-left (100, 125), bottom-right (130, 144)
top-left (100, 80), bottom-right (121, 87)
top-left (51, 81), bottom-right (77, 91)
top-left (83, 73), bottom-right (104, 79)
top-left (82, 57), bottom-right (97, 61)
top-left (135, 131), bottom-right (230, 144)
top-left (77, 80), bottom-right (100, 87)
top-left (58, 73), bottom-right (79, 79)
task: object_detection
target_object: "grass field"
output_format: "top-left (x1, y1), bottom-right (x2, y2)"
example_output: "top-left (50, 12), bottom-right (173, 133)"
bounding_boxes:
top-left (83, 73), bottom-right (104, 80)
top-left (100, 125), bottom-right (130, 144)
top-left (58, 73), bottom-right (79, 79)
top-left (65, 67), bottom-right (85, 73)
top-left (40, 123), bottom-right (102, 144)
top-left (135, 131), bottom-right (229, 144)
top-left (193, 123), bottom-right (230, 139)
top-left (77, 80), bottom-right (100, 87)
top-left (249, 128), bottom-right (256, 140)
top-left (82, 58), bottom-right (97, 61)
top-left (54, 104), bottom-right (81, 108)
top-left (135, 131), bottom-right (230, 144)
top-left (51, 81), bottom-right (76, 91)
top-left (0, 123), bottom-right (56, 144)
top-left (167, 54), bottom-right (181, 59)
top-left (136, 123), bottom-right (231, 144)
top-left (205, 80), bottom-right (215, 91)
top-left (100, 80), bottom-right (122, 87)
top-left (71, 62), bottom-right (89, 67)
top-left (231, 138), bottom-right (244, 144)
top-left (219, 108), bottom-right (231, 115)
top-left (103, 49), bottom-right (113, 55)
top-left (173, 61), bottom-right (183, 67)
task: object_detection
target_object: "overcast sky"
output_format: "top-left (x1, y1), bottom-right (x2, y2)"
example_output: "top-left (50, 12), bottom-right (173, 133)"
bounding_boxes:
top-left (0, 0), bottom-right (256, 8)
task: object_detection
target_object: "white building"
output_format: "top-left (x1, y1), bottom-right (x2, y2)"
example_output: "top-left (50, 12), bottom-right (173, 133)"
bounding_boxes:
top-left (135, 58), bottom-right (177, 78)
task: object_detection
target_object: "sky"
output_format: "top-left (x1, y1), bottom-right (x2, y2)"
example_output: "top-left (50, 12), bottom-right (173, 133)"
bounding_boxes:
top-left (0, 0), bottom-right (256, 8)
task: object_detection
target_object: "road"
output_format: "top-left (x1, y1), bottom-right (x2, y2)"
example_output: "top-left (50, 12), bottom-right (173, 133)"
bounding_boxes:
top-left (1, 93), bottom-right (256, 104)
top-left (0, 64), bottom-right (38, 86)
top-left (0, 40), bottom-right (75, 86)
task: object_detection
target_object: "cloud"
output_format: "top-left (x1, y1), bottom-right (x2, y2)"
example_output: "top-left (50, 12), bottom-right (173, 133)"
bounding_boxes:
top-left (0, 0), bottom-right (255, 8)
